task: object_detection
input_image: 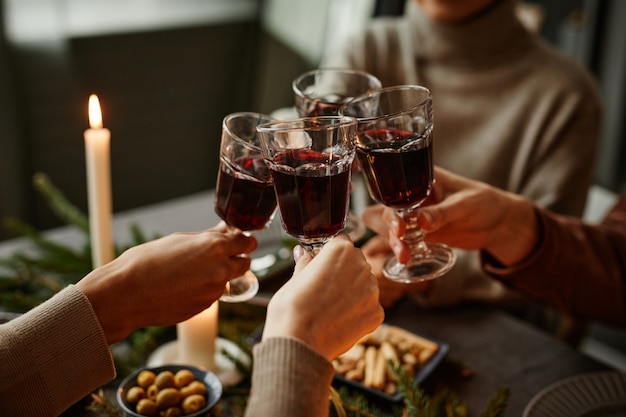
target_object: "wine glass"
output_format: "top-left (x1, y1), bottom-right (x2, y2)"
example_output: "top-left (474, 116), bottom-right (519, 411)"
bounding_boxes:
top-left (256, 116), bottom-right (357, 256)
top-left (339, 85), bottom-right (456, 283)
top-left (292, 68), bottom-right (382, 242)
top-left (292, 68), bottom-right (382, 117)
top-left (215, 112), bottom-right (278, 302)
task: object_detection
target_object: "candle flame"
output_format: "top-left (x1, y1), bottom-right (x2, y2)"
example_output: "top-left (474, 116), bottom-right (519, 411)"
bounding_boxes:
top-left (88, 94), bottom-right (103, 129)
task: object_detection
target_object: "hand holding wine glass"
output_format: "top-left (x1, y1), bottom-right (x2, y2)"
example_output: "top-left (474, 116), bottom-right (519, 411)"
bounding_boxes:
top-left (339, 85), bottom-right (456, 283)
top-left (256, 116), bottom-right (357, 256)
top-left (214, 112), bottom-right (278, 302)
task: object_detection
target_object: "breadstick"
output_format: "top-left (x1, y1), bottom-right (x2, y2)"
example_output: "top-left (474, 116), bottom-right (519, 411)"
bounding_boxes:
top-left (363, 346), bottom-right (377, 387)
top-left (334, 362), bottom-right (355, 375)
top-left (418, 347), bottom-right (436, 363)
top-left (379, 341), bottom-right (399, 364)
top-left (378, 341), bottom-right (398, 380)
top-left (388, 326), bottom-right (439, 352)
top-left (372, 347), bottom-right (388, 389)
top-left (339, 343), bottom-right (365, 365)
top-left (345, 367), bottom-right (364, 381)
top-left (358, 324), bottom-right (390, 345)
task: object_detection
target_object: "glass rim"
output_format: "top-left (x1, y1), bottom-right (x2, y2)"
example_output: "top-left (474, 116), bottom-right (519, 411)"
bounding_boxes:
top-left (338, 84), bottom-right (432, 122)
top-left (256, 115), bottom-right (358, 133)
top-left (292, 67), bottom-right (383, 101)
top-left (222, 111), bottom-right (278, 151)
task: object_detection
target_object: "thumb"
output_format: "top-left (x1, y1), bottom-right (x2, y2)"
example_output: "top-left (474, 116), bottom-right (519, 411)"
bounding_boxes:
top-left (291, 245), bottom-right (314, 276)
top-left (417, 204), bottom-right (450, 233)
top-left (418, 190), bottom-right (466, 232)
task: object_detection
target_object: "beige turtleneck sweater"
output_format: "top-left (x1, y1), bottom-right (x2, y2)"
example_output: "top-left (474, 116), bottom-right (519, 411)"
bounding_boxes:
top-left (0, 285), bottom-right (333, 417)
top-left (324, 0), bottom-right (602, 307)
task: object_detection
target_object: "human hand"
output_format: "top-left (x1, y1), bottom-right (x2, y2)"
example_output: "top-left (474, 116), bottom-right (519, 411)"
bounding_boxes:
top-left (359, 234), bottom-right (408, 307)
top-left (361, 206), bottom-right (430, 306)
top-left (262, 234), bottom-right (384, 361)
top-left (377, 167), bottom-right (538, 267)
top-left (77, 222), bottom-right (257, 344)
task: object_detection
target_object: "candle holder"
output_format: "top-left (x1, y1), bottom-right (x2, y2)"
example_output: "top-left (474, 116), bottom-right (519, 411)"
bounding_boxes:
top-left (146, 302), bottom-right (249, 386)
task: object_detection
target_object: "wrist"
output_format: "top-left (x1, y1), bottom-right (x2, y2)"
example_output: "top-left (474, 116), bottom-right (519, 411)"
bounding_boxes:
top-left (485, 195), bottom-right (539, 267)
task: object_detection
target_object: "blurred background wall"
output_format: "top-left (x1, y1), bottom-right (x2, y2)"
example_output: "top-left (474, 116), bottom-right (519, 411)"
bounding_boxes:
top-left (0, 0), bottom-right (624, 242)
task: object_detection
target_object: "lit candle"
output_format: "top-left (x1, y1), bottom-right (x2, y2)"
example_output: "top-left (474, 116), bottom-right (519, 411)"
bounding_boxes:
top-left (176, 302), bottom-right (219, 371)
top-left (84, 94), bottom-right (114, 268)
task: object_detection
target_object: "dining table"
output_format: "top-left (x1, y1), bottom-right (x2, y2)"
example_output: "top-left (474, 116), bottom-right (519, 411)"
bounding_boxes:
top-left (0, 189), bottom-right (616, 416)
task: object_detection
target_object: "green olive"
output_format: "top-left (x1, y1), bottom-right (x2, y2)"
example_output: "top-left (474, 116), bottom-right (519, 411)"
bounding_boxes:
top-left (136, 398), bottom-right (158, 417)
top-left (126, 386), bottom-right (146, 404)
top-left (174, 369), bottom-right (195, 388)
top-left (181, 394), bottom-right (206, 414)
top-left (180, 380), bottom-right (206, 398)
top-left (137, 370), bottom-right (156, 388)
top-left (156, 387), bottom-right (182, 409)
top-left (146, 384), bottom-right (159, 400)
top-left (161, 407), bottom-right (183, 417)
top-left (155, 371), bottom-right (176, 389)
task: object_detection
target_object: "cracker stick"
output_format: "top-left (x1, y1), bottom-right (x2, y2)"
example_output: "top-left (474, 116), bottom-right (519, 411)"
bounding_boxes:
top-left (388, 326), bottom-right (439, 352)
top-left (363, 346), bottom-right (377, 387)
top-left (372, 347), bottom-right (387, 389)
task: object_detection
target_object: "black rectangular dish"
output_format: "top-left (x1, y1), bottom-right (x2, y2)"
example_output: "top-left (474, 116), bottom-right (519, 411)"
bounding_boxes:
top-left (331, 323), bottom-right (450, 403)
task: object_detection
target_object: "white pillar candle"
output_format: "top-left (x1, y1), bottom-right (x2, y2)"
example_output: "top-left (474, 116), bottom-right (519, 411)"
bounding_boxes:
top-left (84, 94), bottom-right (114, 268)
top-left (176, 302), bottom-right (219, 371)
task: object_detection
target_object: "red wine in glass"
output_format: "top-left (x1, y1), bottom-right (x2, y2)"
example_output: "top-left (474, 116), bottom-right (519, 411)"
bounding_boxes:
top-left (304, 94), bottom-right (353, 117)
top-left (269, 149), bottom-right (351, 244)
top-left (339, 84), bottom-right (455, 283)
top-left (215, 111), bottom-right (278, 303)
top-left (356, 128), bottom-right (433, 210)
top-left (215, 155), bottom-right (277, 231)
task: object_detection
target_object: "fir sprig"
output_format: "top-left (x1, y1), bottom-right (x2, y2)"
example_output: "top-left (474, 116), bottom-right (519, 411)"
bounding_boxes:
top-left (0, 173), bottom-right (155, 313)
top-left (478, 386), bottom-right (510, 417)
top-left (32, 172), bottom-right (90, 233)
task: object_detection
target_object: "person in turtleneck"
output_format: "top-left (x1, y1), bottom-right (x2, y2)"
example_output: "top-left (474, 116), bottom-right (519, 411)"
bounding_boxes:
top-left (322, 0), bottom-right (603, 319)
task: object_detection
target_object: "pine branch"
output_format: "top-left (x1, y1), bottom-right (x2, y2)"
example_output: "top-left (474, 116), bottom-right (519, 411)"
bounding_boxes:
top-left (331, 386), bottom-right (400, 417)
top-left (0, 174), bottom-right (154, 313)
top-left (88, 389), bottom-right (120, 417)
top-left (32, 172), bottom-right (90, 233)
top-left (478, 386), bottom-right (510, 417)
top-left (3, 217), bottom-right (89, 264)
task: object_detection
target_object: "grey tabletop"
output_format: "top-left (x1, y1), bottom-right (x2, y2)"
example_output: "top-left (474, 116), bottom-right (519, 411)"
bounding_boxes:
top-left (0, 190), bottom-right (616, 416)
top-left (383, 299), bottom-right (613, 417)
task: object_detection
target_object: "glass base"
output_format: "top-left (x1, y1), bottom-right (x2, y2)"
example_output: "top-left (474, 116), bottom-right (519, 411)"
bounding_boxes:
top-left (383, 243), bottom-right (456, 284)
top-left (220, 270), bottom-right (259, 303)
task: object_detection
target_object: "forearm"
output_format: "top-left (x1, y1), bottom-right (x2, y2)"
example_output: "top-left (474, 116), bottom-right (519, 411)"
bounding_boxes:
top-left (483, 203), bottom-right (626, 326)
top-left (245, 337), bottom-right (334, 417)
top-left (0, 285), bottom-right (115, 416)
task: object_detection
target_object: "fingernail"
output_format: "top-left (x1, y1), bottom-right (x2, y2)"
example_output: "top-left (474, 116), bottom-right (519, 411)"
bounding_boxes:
top-left (393, 241), bottom-right (403, 256)
top-left (390, 219), bottom-right (399, 234)
top-left (293, 245), bottom-right (305, 261)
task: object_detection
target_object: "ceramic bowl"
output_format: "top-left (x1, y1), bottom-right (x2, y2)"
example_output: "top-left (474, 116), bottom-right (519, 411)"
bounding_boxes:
top-left (116, 364), bottom-right (222, 417)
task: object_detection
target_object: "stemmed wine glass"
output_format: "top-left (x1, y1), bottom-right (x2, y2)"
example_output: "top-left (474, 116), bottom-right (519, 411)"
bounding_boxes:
top-left (215, 112), bottom-right (278, 302)
top-left (292, 68), bottom-right (382, 242)
top-left (256, 116), bottom-right (357, 256)
top-left (292, 68), bottom-right (382, 117)
top-left (339, 85), bottom-right (456, 283)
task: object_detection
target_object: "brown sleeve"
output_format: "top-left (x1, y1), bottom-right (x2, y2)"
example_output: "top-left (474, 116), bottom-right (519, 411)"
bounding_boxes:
top-left (483, 194), bottom-right (626, 327)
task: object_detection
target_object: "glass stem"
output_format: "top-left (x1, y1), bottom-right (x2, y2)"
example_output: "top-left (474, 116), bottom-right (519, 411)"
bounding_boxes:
top-left (303, 243), bottom-right (323, 257)
top-left (399, 208), bottom-right (429, 257)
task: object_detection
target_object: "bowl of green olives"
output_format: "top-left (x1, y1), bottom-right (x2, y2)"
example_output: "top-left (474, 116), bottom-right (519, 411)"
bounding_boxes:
top-left (116, 364), bottom-right (222, 417)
